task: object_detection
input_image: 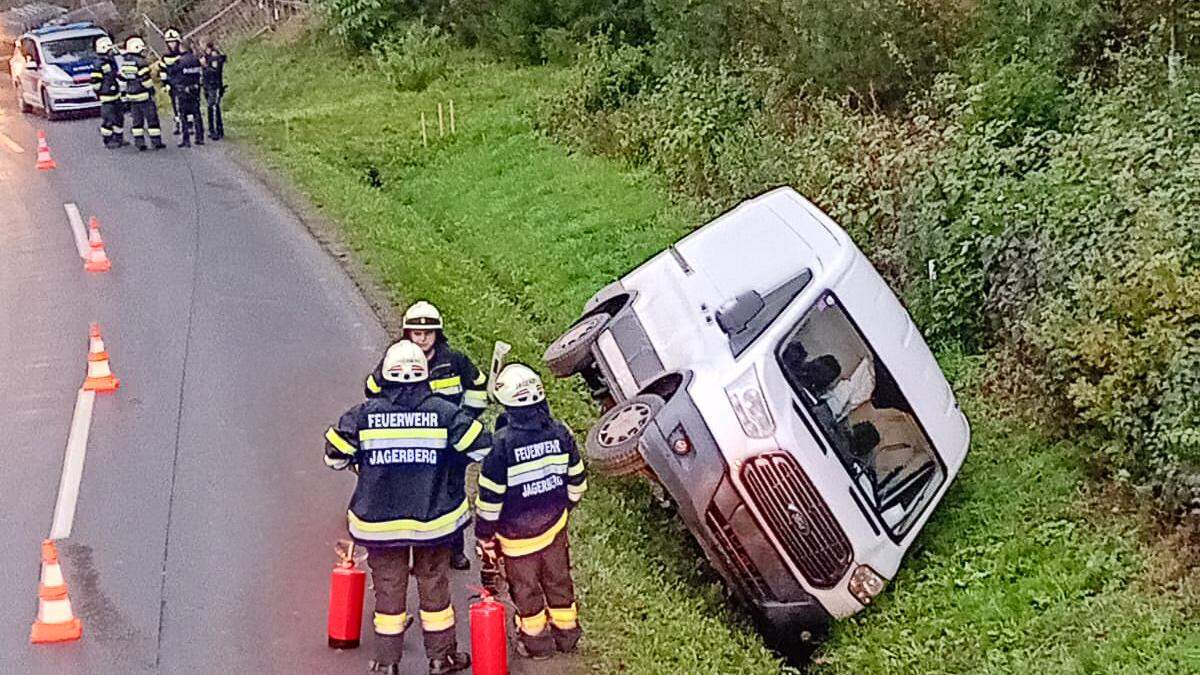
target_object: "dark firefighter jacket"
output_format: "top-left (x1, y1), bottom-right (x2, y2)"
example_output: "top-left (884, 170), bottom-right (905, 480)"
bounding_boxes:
top-left (324, 383), bottom-right (492, 547)
top-left (364, 336), bottom-right (488, 414)
top-left (155, 46), bottom-right (184, 91)
top-left (475, 402), bottom-right (587, 557)
top-left (89, 52), bottom-right (121, 103)
top-left (117, 52), bottom-right (155, 102)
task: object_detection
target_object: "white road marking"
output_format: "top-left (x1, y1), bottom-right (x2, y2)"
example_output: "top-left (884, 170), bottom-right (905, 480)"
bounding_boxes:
top-left (49, 389), bottom-right (96, 540)
top-left (0, 131), bottom-right (24, 154)
top-left (64, 203), bottom-right (89, 259)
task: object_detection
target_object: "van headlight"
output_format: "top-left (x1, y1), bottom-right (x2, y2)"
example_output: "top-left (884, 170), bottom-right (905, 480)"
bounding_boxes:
top-left (45, 76), bottom-right (73, 88)
top-left (848, 565), bottom-right (886, 605)
top-left (725, 369), bottom-right (775, 438)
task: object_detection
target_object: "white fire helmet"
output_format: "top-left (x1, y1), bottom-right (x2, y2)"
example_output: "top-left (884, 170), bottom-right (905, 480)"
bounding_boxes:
top-left (125, 37), bottom-right (146, 54)
top-left (95, 36), bottom-right (113, 54)
top-left (164, 28), bottom-right (181, 43)
top-left (494, 364), bottom-right (546, 407)
top-left (381, 340), bottom-right (428, 383)
top-left (402, 301), bottom-right (443, 331)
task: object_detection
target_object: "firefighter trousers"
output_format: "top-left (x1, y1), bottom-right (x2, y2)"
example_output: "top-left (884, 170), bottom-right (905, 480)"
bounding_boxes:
top-left (505, 530), bottom-right (581, 656)
top-left (366, 544), bottom-right (458, 664)
top-left (99, 100), bottom-right (124, 145)
top-left (128, 98), bottom-right (163, 148)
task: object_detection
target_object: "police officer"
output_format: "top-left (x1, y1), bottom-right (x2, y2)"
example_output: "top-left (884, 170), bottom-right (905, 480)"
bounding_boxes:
top-left (364, 301), bottom-right (488, 571)
top-left (200, 41), bottom-right (226, 140)
top-left (475, 364), bottom-right (586, 659)
top-left (118, 37), bottom-right (165, 151)
top-left (156, 28), bottom-right (185, 135)
top-left (173, 45), bottom-right (205, 147)
top-left (326, 340), bottom-right (487, 675)
top-left (89, 36), bottom-right (124, 148)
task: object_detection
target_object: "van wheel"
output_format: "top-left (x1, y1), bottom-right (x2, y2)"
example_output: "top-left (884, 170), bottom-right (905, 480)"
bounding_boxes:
top-left (585, 393), bottom-right (663, 477)
top-left (544, 312), bottom-right (610, 378)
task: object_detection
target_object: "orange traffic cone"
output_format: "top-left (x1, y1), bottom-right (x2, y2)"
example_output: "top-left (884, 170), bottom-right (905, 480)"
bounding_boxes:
top-left (35, 130), bottom-right (56, 171)
top-left (87, 322), bottom-right (109, 362)
top-left (87, 217), bottom-right (105, 250)
top-left (30, 540), bottom-right (82, 644)
top-left (82, 324), bottom-right (119, 392)
top-left (84, 219), bottom-right (111, 272)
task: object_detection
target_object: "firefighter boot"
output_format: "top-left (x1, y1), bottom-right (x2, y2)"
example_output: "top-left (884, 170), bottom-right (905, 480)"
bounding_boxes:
top-left (553, 624), bottom-right (582, 653)
top-left (367, 634), bottom-right (403, 674)
top-left (428, 651), bottom-right (471, 674)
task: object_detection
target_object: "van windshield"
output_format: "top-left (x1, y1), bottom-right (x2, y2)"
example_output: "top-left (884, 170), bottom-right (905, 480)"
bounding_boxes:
top-left (775, 291), bottom-right (946, 539)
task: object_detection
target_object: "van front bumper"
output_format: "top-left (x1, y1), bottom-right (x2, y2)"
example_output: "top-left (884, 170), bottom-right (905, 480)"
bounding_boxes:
top-left (45, 84), bottom-right (99, 110)
top-left (635, 376), bottom-right (833, 637)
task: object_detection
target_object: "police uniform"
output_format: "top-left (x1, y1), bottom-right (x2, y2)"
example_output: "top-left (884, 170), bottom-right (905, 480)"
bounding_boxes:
top-left (326, 381), bottom-right (490, 671)
top-left (89, 50), bottom-right (124, 147)
top-left (475, 401), bottom-right (587, 656)
top-left (201, 46), bottom-right (226, 140)
top-left (365, 334), bottom-right (488, 563)
top-left (173, 51), bottom-right (205, 147)
top-left (118, 51), bottom-right (164, 150)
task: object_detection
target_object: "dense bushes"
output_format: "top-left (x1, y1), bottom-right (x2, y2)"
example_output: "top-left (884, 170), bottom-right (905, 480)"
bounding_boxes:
top-left (312, 0), bottom-right (1200, 504)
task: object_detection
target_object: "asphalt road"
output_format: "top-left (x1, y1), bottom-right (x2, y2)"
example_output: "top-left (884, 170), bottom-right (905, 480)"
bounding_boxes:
top-left (0, 97), bottom-right (493, 674)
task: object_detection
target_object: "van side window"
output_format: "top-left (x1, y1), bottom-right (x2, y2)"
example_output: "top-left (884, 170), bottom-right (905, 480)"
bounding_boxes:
top-left (776, 292), bottom-right (946, 539)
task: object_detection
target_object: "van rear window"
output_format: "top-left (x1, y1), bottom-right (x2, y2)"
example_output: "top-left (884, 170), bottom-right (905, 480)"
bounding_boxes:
top-left (776, 292), bottom-right (946, 540)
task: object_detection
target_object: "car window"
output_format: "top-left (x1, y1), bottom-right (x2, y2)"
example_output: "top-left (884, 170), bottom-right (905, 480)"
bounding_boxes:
top-left (40, 36), bottom-right (97, 63)
top-left (775, 291), bottom-right (946, 539)
top-left (21, 38), bottom-right (38, 63)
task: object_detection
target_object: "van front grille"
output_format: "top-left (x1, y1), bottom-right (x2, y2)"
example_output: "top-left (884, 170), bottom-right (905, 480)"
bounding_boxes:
top-left (740, 453), bottom-right (852, 588)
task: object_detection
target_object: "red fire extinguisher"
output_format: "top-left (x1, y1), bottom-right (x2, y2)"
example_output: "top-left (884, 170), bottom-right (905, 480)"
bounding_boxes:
top-left (328, 541), bottom-right (366, 649)
top-left (470, 589), bottom-right (508, 675)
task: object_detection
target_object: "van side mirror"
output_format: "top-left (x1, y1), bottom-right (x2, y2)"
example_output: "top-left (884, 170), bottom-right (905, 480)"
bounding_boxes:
top-left (716, 291), bottom-right (765, 335)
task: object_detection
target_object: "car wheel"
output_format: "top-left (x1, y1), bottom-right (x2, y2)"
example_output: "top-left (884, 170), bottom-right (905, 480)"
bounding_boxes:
top-left (585, 393), bottom-right (664, 477)
top-left (41, 89), bottom-right (57, 120)
top-left (544, 312), bottom-right (610, 378)
top-left (16, 84), bottom-right (33, 113)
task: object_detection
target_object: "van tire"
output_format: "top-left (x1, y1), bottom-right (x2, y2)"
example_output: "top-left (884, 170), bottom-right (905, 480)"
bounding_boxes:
top-left (41, 89), bottom-right (60, 120)
top-left (544, 312), bottom-right (610, 378)
top-left (585, 393), bottom-right (663, 477)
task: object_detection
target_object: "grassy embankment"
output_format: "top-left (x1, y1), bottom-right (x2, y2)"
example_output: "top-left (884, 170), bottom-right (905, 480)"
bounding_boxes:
top-left (224, 34), bottom-right (1199, 674)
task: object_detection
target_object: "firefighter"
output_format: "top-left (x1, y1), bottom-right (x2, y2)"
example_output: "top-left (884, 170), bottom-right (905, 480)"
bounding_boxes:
top-left (326, 340), bottom-right (489, 674)
top-left (118, 37), bottom-right (165, 151)
top-left (157, 28), bottom-right (185, 135)
top-left (475, 363), bottom-right (586, 659)
top-left (200, 41), bottom-right (226, 140)
top-left (364, 301), bottom-right (488, 571)
top-left (89, 36), bottom-right (124, 148)
top-left (173, 45), bottom-right (205, 147)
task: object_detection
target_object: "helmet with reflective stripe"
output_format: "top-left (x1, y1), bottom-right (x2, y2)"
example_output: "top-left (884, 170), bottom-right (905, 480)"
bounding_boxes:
top-left (494, 364), bottom-right (545, 407)
top-left (125, 36), bottom-right (146, 54)
top-left (95, 36), bottom-right (113, 54)
top-left (164, 28), bottom-right (181, 43)
top-left (381, 340), bottom-right (428, 383)
top-left (402, 301), bottom-right (443, 331)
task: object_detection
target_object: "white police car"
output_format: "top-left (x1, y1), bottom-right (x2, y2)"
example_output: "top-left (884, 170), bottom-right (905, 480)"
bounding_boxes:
top-left (10, 22), bottom-right (109, 119)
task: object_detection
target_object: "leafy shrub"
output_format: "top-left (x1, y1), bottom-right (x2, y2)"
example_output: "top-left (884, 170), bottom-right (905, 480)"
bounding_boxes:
top-left (320, 0), bottom-right (405, 50)
top-left (370, 21), bottom-right (449, 91)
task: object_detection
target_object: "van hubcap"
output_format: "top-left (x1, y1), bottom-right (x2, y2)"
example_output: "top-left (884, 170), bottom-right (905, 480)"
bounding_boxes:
top-left (557, 315), bottom-right (603, 351)
top-left (598, 402), bottom-right (652, 447)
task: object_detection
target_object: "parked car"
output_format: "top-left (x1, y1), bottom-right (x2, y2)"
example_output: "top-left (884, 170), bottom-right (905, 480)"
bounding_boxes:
top-left (544, 186), bottom-right (970, 645)
top-left (10, 21), bottom-right (108, 119)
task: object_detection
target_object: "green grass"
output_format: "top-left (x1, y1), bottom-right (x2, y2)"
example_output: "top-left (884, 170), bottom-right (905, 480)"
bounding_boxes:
top-left (225, 32), bottom-right (1199, 674)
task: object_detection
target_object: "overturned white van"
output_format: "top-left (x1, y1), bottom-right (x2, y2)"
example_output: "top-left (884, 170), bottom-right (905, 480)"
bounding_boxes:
top-left (544, 187), bottom-right (970, 642)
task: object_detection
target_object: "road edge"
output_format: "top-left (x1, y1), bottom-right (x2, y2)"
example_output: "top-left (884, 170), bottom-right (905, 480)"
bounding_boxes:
top-left (220, 139), bottom-right (406, 339)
